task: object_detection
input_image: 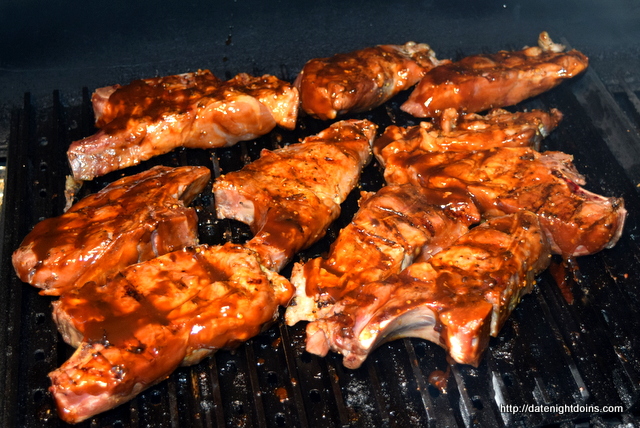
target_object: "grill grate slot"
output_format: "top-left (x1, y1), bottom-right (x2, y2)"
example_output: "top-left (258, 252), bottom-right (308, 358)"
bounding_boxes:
top-left (1, 67), bottom-right (640, 427)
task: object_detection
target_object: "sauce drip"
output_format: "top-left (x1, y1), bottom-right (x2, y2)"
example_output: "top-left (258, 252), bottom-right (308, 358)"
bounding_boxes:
top-left (428, 364), bottom-right (451, 394)
top-left (548, 257), bottom-right (578, 304)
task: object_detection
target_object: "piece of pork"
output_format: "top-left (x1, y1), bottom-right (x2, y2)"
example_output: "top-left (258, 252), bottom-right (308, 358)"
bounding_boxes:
top-left (382, 146), bottom-right (626, 257)
top-left (295, 42), bottom-right (447, 120)
top-left (305, 211), bottom-right (551, 369)
top-left (213, 119), bottom-right (376, 271)
top-left (12, 165), bottom-right (210, 296)
top-left (91, 70), bottom-right (221, 128)
top-left (284, 184), bottom-right (481, 326)
top-left (50, 243), bottom-right (294, 424)
top-left (401, 32), bottom-right (588, 118)
top-left (68, 72), bottom-right (299, 180)
top-left (374, 108), bottom-right (563, 163)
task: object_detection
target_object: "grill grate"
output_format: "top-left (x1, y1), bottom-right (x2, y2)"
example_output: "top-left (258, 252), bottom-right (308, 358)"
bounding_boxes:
top-left (1, 67), bottom-right (640, 428)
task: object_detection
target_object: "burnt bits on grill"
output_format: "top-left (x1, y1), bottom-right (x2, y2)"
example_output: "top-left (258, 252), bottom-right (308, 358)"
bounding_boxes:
top-left (11, 31), bottom-right (629, 425)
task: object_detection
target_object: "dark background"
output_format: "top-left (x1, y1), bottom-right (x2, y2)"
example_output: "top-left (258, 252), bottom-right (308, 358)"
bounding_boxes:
top-left (1, 0), bottom-right (640, 145)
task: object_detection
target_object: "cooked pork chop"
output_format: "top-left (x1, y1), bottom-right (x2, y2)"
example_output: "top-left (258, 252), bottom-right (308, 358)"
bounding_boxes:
top-left (295, 42), bottom-right (446, 120)
top-left (214, 119), bottom-right (376, 271)
top-left (374, 108), bottom-right (563, 162)
top-left (50, 243), bottom-right (294, 424)
top-left (305, 211), bottom-right (551, 369)
top-left (382, 146), bottom-right (626, 257)
top-left (91, 70), bottom-right (222, 128)
top-left (68, 72), bottom-right (299, 180)
top-left (12, 165), bottom-right (210, 296)
top-left (284, 184), bottom-right (481, 326)
top-left (401, 32), bottom-right (588, 118)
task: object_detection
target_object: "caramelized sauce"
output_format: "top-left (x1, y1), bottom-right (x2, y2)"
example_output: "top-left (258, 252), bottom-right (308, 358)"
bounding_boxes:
top-left (102, 71), bottom-right (221, 133)
top-left (383, 147), bottom-right (625, 259)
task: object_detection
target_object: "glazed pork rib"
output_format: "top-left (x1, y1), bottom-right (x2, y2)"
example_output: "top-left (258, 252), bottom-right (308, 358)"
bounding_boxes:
top-left (214, 119), bottom-right (376, 271)
top-left (50, 243), bottom-right (294, 424)
top-left (12, 165), bottom-right (210, 296)
top-left (374, 108), bottom-right (563, 162)
top-left (68, 71), bottom-right (299, 180)
top-left (305, 211), bottom-right (552, 369)
top-left (295, 42), bottom-right (447, 120)
top-left (382, 146), bottom-right (626, 257)
top-left (401, 32), bottom-right (589, 118)
top-left (284, 184), bottom-right (481, 326)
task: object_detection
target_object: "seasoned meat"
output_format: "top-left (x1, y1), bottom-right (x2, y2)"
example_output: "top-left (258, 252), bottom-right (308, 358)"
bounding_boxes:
top-left (382, 146), bottom-right (626, 257)
top-left (374, 108), bottom-right (563, 162)
top-left (68, 72), bottom-right (299, 180)
top-left (284, 184), bottom-right (480, 326)
top-left (50, 243), bottom-right (294, 424)
top-left (305, 211), bottom-right (551, 369)
top-left (295, 42), bottom-right (446, 120)
top-left (401, 32), bottom-right (589, 118)
top-left (214, 119), bottom-right (376, 271)
top-left (91, 70), bottom-right (222, 128)
top-left (12, 165), bottom-right (210, 296)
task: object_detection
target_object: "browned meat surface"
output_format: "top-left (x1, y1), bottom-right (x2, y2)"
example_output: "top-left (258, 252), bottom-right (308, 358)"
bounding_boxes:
top-left (214, 119), bottom-right (376, 271)
top-left (68, 72), bottom-right (299, 180)
top-left (305, 211), bottom-right (551, 369)
top-left (12, 165), bottom-right (210, 296)
top-left (284, 184), bottom-right (481, 326)
top-left (50, 243), bottom-right (294, 424)
top-left (401, 32), bottom-right (589, 118)
top-left (382, 146), bottom-right (626, 257)
top-left (91, 70), bottom-right (222, 128)
top-left (374, 108), bottom-right (563, 162)
top-left (295, 42), bottom-right (446, 120)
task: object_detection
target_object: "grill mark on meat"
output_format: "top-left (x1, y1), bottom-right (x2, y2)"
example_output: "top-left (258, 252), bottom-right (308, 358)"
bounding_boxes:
top-left (285, 184), bottom-right (481, 326)
top-left (50, 243), bottom-right (293, 424)
top-left (382, 146), bottom-right (626, 257)
top-left (214, 119), bottom-right (376, 271)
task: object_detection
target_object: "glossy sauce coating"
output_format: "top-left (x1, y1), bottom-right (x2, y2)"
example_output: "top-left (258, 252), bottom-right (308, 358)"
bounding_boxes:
top-left (305, 211), bottom-right (551, 369)
top-left (92, 70), bottom-right (222, 128)
top-left (296, 42), bottom-right (446, 120)
top-left (374, 108), bottom-right (563, 163)
top-left (401, 32), bottom-right (589, 117)
top-left (50, 243), bottom-right (293, 424)
top-left (68, 72), bottom-right (299, 180)
top-left (12, 165), bottom-right (210, 296)
top-left (214, 119), bottom-right (376, 271)
top-left (285, 184), bottom-right (481, 326)
top-left (382, 146), bottom-right (626, 257)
